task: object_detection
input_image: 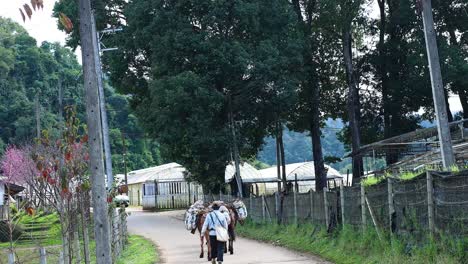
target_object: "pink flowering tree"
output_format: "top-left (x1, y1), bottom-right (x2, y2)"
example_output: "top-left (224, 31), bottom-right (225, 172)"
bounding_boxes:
top-left (0, 146), bottom-right (36, 185)
top-left (0, 146), bottom-right (37, 256)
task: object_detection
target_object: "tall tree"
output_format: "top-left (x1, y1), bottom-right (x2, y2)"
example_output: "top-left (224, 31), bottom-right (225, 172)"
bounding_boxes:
top-left (80, 0), bottom-right (301, 191)
top-left (288, 0), bottom-right (346, 190)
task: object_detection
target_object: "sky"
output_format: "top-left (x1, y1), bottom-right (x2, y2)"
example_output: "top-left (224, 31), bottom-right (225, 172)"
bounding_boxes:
top-left (1, 0), bottom-right (66, 45)
top-left (0, 0), bottom-right (82, 61)
top-left (0, 0), bottom-right (463, 113)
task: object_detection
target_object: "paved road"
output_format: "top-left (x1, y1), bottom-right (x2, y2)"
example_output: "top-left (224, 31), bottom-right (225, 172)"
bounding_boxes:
top-left (127, 210), bottom-right (331, 264)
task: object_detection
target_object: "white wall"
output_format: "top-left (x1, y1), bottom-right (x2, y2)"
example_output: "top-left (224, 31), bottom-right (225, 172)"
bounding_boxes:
top-left (0, 184), bottom-right (4, 206)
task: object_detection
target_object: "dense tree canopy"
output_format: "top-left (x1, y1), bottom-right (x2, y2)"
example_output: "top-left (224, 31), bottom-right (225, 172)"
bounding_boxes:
top-left (0, 17), bottom-right (160, 174)
top-left (50, 0), bottom-right (468, 189)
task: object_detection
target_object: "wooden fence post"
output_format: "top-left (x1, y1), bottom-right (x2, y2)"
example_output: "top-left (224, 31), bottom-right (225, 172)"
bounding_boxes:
top-left (387, 178), bottom-right (395, 233)
top-left (323, 187), bottom-right (329, 229)
top-left (275, 192), bottom-right (280, 223)
top-left (249, 195), bottom-right (253, 220)
top-left (154, 180), bottom-right (158, 210)
top-left (39, 247), bottom-right (47, 264)
top-left (74, 230), bottom-right (82, 264)
top-left (8, 251), bottom-right (15, 264)
top-left (293, 190), bottom-right (298, 225)
top-left (340, 182), bottom-right (345, 228)
top-left (361, 184), bottom-right (366, 228)
top-left (188, 183), bottom-right (191, 205)
top-left (263, 196), bottom-right (272, 222)
top-left (262, 195), bottom-right (266, 222)
top-left (426, 171), bottom-right (435, 236)
top-left (59, 251), bottom-right (64, 264)
top-left (309, 189), bottom-right (314, 222)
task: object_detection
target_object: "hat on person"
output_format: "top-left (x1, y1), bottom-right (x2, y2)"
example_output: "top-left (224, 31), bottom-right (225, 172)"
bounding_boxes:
top-left (211, 202), bottom-right (220, 210)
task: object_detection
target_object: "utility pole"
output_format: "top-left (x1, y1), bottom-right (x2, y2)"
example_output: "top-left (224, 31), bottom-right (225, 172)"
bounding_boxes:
top-left (35, 93), bottom-right (41, 138)
top-left (228, 96), bottom-right (244, 198)
top-left (91, 14), bottom-right (114, 190)
top-left (122, 132), bottom-right (128, 190)
top-left (77, 0), bottom-right (112, 262)
top-left (420, 0), bottom-right (455, 168)
top-left (58, 78), bottom-right (63, 124)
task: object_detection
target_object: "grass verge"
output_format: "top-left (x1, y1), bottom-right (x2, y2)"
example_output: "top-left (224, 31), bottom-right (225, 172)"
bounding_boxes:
top-left (237, 221), bottom-right (467, 264)
top-left (116, 235), bottom-right (158, 264)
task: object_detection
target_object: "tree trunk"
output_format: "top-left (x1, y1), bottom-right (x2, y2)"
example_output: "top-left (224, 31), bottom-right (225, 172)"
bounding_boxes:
top-left (275, 125), bottom-right (283, 225)
top-left (35, 93), bottom-right (41, 138)
top-left (310, 81), bottom-right (327, 191)
top-left (342, 26), bottom-right (363, 182)
top-left (74, 230), bottom-right (82, 264)
top-left (77, 0), bottom-right (112, 262)
top-left (80, 194), bottom-right (91, 264)
top-left (228, 96), bottom-right (244, 198)
top-left (377, 0), bottom-right (396, 166)
top-left (61, 222), bottom-right (70, 264)
top-left (277, 123), bottom-right (287, 192)
top-left (457, 87), bottom-right (468, 121)
top-left (276, 127), bottom-right (281, 193)
top-left (444, 89), bottom-right (453, 122)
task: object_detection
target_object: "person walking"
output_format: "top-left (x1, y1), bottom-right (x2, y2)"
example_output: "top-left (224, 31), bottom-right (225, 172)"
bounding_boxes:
top-left (201, 202), bottom-right (228, 264)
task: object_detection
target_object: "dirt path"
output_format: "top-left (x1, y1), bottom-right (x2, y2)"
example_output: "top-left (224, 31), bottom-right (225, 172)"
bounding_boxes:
top-left (127, 210), bottom-right (331, 264)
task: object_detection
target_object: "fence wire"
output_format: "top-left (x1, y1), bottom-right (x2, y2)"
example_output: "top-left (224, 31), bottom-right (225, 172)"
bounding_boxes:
top-left (433, 173), bottom-right (468, 237)
top-left (243, 170), bottom-right (468, 240)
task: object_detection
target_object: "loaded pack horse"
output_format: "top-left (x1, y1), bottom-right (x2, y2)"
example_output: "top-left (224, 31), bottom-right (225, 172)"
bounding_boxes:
top-left (193, 210), bottom-right (211, 260)
top-left (225, 204), bottom-right (247, 255)
top-left (191, 201), bottom-right (246, 260)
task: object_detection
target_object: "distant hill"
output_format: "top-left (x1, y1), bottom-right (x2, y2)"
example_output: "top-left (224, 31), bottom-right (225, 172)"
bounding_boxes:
top-left (257, 119), bottom-right (349, 171)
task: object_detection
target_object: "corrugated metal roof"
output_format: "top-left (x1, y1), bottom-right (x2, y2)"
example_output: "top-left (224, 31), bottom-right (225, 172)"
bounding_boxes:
top-left (225, 161), bottom-right (342, 183)
top-left (224, 162), bottom-right (263, 183)
top-left (127, 163), bottom-right (188, 184)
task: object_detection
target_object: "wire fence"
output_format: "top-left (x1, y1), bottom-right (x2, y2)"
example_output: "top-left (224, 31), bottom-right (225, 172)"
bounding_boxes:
top-left (236, 170), bottom-right (468, 239)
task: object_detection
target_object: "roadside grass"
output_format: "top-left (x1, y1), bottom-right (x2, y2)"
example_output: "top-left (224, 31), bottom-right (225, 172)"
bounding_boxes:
top-left (116, 235), bottom-right (158, 264)
top-left (0, 212), bottom-right (62, 248)
top-left (237, 221), bottom-right (467, 264)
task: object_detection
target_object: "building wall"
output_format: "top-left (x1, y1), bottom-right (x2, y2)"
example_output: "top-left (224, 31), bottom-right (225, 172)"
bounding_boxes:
top-left (0, 184), bottom-right (4, 206)
top-left (127, 183), bottom-right (143, 206)
top-left (0, 184), bottom-right (4, 220)
top-left (142, 181), bottom-right (203, 210)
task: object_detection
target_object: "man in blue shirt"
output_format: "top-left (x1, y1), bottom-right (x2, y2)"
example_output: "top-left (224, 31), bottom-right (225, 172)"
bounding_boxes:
top-left (201, 202), bottom-right (228, 264)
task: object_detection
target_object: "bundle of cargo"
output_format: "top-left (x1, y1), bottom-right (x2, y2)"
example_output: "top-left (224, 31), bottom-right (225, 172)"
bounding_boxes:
top-left (184, 200), bottom-right (205, 231)
top-left (232, 200), bottom-right (248, 220)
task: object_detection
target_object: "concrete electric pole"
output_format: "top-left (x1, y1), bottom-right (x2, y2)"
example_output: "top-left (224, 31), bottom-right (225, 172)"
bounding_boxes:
top-left (77, 0), bottom-right (112, 262)
top-left (90, 14), bottom-right (114, 190)
top-left (420, 0), bottom-right (455, 168)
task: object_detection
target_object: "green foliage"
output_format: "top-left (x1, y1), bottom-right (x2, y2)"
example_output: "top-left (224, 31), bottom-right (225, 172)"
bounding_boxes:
top-left (0, 17), bottom-right (82, 144)
top-left (237, 221), bottom-right (467, 264)
top-left (70, 0), bottom-right (303, 190)
top-left (51, 0), bottom-right (468, 184)
top-left (0, 17), bottom-right (160, 175)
